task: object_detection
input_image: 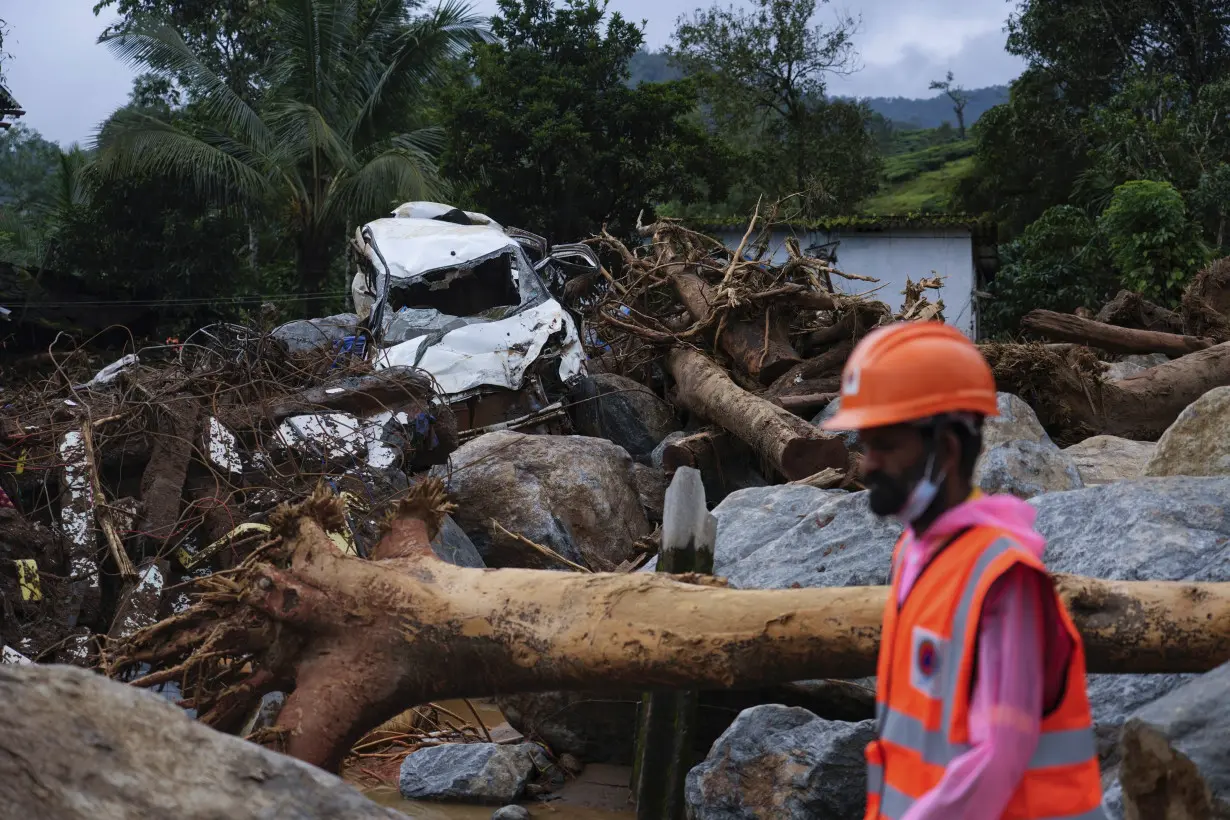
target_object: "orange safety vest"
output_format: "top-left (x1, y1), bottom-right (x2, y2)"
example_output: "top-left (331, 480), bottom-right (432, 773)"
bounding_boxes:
top-left (863, 526), bottom-right (1107, 820)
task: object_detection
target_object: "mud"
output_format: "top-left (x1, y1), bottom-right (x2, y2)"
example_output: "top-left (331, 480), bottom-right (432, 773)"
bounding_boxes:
top-left (364, 763), bottom-right (635, 818)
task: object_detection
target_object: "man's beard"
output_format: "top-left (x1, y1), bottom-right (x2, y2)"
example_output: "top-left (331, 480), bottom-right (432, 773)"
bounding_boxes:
top-left (865, 470), bottom-right (913, 517)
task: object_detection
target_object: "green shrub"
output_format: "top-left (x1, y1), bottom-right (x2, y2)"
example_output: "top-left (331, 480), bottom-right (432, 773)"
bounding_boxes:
top-left (981, 205), bottom-right (1117, 338)
top-left (1096, 180), bottom-right (1210, 303)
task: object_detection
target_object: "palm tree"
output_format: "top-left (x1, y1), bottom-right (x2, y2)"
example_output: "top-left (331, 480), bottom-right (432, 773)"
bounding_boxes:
top-left (92, 0), bottom-right (488, 313)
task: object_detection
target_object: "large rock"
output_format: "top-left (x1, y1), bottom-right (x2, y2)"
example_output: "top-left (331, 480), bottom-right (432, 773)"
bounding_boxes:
top-left (1064, 436), bottom-right (1155, 486)
top-left (398, 742), bottom-right (549, 804)
top-left (709, 485), bottom-right (900, 590)
top-left (811, 398), bottom-right (858, 449)
top-left (569, 373), bottom-right (681, 458)
top-left (974, 439), bottom-right (1084, 499)
top-left (1104, 353), bottom-right (1169, 382)
top-left (982, 391), bottom-right (1053, 450)
top-left (0, 663), bottom-right (401, 819)
top-left (712, 478), bottom-right (1230, 759)
top-left (1144, 386), bottom-right (1230, 477)
top-left (433, 431), bottom-right (650, 570)
top-left (1117, 660), bottom-right (1230, 819)
top-left (684, 705), bottom-right (874, 820)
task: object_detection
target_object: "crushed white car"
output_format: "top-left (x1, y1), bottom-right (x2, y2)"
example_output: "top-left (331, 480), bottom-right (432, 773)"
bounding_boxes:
top-left (350, 201), bottom-right (599, 433)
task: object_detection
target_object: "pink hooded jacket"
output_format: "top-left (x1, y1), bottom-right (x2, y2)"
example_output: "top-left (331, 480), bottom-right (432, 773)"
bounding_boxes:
top-left (893, 492), bottom-right (1074, 820)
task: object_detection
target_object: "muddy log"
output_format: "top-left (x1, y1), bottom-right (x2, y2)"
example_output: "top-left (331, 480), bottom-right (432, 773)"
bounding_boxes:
top-left (108, 484), bottom-right (1230, 774)
top-left (1021, 309), bottom-right (1211, 356)
top-left (671, 272), bottom-right (803, 385)
top-left (665, 347), bottom-right (847, 480)
top-left (987, 341), bottom-right (1230, 443)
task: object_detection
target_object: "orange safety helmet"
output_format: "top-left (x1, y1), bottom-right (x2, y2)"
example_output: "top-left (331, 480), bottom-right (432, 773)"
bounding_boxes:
top-left (822, 321), bottom-right (998, 431)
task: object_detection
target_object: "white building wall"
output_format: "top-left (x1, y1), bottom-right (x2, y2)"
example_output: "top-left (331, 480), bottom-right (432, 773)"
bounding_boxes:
top-left (713, 227), bottom-right (978, 338)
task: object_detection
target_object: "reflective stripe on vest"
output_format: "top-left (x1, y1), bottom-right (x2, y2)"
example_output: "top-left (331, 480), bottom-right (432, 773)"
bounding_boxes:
top-left (877, 783), bottom-right (1110, 820)
top-left (869, 535), bottom-right (1104, 818)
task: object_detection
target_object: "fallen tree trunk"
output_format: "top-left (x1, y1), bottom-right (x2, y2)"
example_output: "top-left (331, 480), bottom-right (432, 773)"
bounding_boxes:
top-left (985, 341), bottom-right (1230, 443)
top-left (1022, 309), bottom-right (1211, 356)
top-left (672, 272), bottom-right (802, 385)
top-left (1096, 290), bottom-right (1184, 334)
top-left (108, 483), bottom-right (1230, 774)
top-left (665, 347), bottom-right (847, 480)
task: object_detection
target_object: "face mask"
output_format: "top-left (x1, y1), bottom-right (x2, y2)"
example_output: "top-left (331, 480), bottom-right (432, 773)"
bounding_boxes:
top-left (865, 446), bottom-right (947, 525)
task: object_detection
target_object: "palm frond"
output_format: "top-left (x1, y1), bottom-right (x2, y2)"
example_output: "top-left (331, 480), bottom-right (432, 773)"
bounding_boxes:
top-left (346, 0), bottom-right (490, 141)
top-left (92, 111), bottom-right (272, 205)
top-left (319, 136), bottom-right (445, 226)
top-left (269, 100), bottom-right (360, 174)
top-left (100, 24), bottom-right (274, 153)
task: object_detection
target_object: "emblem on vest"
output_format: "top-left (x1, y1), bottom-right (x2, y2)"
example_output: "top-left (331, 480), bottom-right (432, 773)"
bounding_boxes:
top-left (910, 625), bottom-right (946, 699)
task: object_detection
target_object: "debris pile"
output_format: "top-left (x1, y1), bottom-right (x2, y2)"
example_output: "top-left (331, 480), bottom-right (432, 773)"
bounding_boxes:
top-left (0, 329), bottom-right (456, 672)
top-left (4, 200), bottom-right (1230, 820)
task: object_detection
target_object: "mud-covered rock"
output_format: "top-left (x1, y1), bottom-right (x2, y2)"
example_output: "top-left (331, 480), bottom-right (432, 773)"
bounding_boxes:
top-left (434, 431), bottom-right (650, 570)
top-left (1064, 436), bottom-right (1155, 485)
top-left (569, 373), bottom-right (680, 458)
top-left (1115, 660), bottom-right (1230, 819)
top-left (975, 439), bottom-right (1083, 499)
top-left (398, 742), bottom-right (549, 804)
top-left (0, 663), bottom-right (402, 819)
top-left (1144, 386), bottom-right (1230, 477)
top-left (684, 705), bottom-right (874, 820)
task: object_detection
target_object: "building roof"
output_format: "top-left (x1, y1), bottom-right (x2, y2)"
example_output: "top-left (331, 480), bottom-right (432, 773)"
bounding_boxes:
top-left (694, 212), bottom-right (993, 234)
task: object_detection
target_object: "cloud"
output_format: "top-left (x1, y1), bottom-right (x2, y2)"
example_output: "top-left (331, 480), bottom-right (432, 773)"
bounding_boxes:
top-left (4, 0), bottom-right (138, 148)
top-left (4, 0), bottom-right (1025, 146)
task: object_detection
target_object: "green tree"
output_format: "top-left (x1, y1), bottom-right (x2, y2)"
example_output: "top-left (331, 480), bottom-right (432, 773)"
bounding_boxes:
top-left (1096, 180), bottom-right (1210, 303)
top-left (92, 0), bottom-right (486, 313)
top-left (953, 68), bottom-right (1092, 235)
top-left (668, 0), bottom-right (879, 215)
top-left (981, 205), bottom-right (1117, 338)
top-left (93, 0), bottom-right (277, 99)
top-left (439, 0), bottom-right (729, 242)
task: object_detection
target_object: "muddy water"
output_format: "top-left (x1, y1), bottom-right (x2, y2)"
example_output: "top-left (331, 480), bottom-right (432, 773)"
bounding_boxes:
top-left (352, 699), bottom-right (635, 819)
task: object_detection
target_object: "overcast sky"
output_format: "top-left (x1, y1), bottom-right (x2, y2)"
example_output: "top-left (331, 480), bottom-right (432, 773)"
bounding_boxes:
top-left (4, 0), bottom-right (1026, 148)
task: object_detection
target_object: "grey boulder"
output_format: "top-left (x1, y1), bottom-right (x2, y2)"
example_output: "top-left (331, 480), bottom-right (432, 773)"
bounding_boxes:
top-left (569, 372), bottom-right (680, 458)
top-left (684, 705), bottom-right (874, 820)
top-left (1117, 660), bottom-right (1230, 819)
top-left (398, 742), bottom-right (549, 804)
top-left (975, 439), bottom-right (1084, 499)
top-left (491, 807), bottom-right (531, 820)
top-left (1104, 353), bottom-right (1169, 382)
top-left (0, 663), bottom-right (402, 819)
top-left (982, 391), bottom-right (1053, 449)
top-left (433, 431), bottom-right (650, 570)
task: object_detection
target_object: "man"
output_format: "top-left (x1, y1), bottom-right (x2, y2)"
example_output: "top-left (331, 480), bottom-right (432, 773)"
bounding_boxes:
top-left (821, 321), bottom-right (1106, 820)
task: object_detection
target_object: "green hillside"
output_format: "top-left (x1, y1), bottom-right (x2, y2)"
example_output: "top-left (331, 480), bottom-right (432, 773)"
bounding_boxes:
top-left (864, 133), bottom-right (975, 214)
